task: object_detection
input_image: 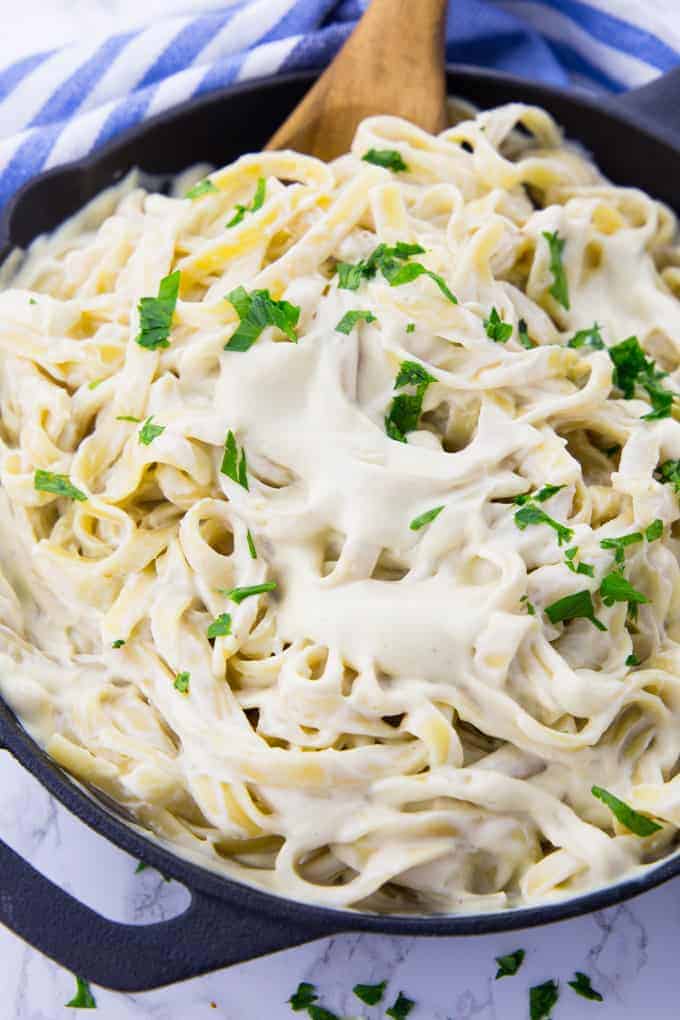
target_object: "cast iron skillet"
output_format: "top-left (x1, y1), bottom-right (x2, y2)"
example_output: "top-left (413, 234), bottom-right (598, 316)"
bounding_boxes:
top-left (1, 65), bottom-right (680, 993)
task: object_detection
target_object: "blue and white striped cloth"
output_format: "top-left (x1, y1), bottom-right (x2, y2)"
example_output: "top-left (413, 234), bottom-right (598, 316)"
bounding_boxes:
top-left (0, 0), bottom-right (677, 211)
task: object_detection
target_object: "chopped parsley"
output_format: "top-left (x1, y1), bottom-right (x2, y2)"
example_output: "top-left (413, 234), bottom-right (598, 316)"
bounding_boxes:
top-left (609, 336), bottom-right (649, 398)
top-left (567, 322), bottom-right (604, 350)
top-left (565, 547), bottom-right (595, 577)
top-left (335, 309), bottom-right (377, 334)
top-left (135, 270), bottom-right (180, 350)
top-left (383, 241), bottom-right (424, 258)
top-left (185, 178), bottom-right (219, 200)
top-left (362, 148), bottom-right (408, 172)
top-left (640, 370), bottom-right (674, 420)
top-left (288, 982), bottom-right (318, 1011)
top-left (116, 415), bottom-right (141, 423)
top-left (599, 531), bottom-right (643, 565)
top-left (385, 360), bottom-right (436, 442)
top-left (495, 948), bottom-right (525, 979)
top-left (545, 590), bottom-right (606, 631)
top-left (222, 582), bottom-right (277, 604)
top-left (386, 991), bottom-right (415, 1019)
top-left (393, 362), bottom-right (434, 389)
top-left (111, 639), bottom-right (126, 649)
top-left (65, 976), bottom-right (97, 1009)
top-left (138, 416), bottom-right (165, 446)
top-left (536, 484), bottom-right (566, 501)
top-left (220, 430), bottom-right (249, 489)
top-left (656, 459), bottom-right (680, 492)
top-left (591, 785), bottom-right (661, 836)
top-left (626, 653), bottom-right (640, 666)
top-left (513, 484), bottom-right (565, 505)
top-left (406, 322), bottom-right (415, 333)
top-left (542, 230), bottom-right (569, 310)
top-left (247, 529), bottom-right (257, 559)
top-left (336, 242), bottom-right (423, 291)
top-left (568, 972), bottom-right (603, 1002)
top-left (335, 242), bottom-right (457, 303)
top-left (307, 1007), bottom-right (340, 1020)
top-left (34, 469), bottom-right (87, 502)
top-left (608, 335), bottom-right (675, 420)
top-left (484, 307), bottom-right (513, 343)
top-left (353, 980), bottom-right (387, 1005)
top-left (599, 572), bottom-right (648, 608)
top-left (336, 261), bottom-right (366, 290)
top-left (174, 671), bottom-right (190, 694)
top-left (251, 176), bottom-right (267, 209)
top-left (530, 979), bottom-right (559, 1020)
top-left (225, 285), bottom-right (299, 351)
top-left (513, 485), bottom-right (571, 545)
top-left (645, 518), bottom-right (663, 541)
top-left (514, 504), bottom-right (573, 546)
top-left (227, 176), bottom-right (266, 228)
top-left (29, 297), bottom-right (37, 305)
top-left (518, 318), bottom-right (535, 349)
top-left (88, 377), bottom-right (105, 390)
top-left (207, 613), bottom-right (232, 639)
top-left (227, 207), bottom-right (248, 229)
top-left (385, 258), bottom-right (457, 303)
top-left (410, 505), bottom-right (444, 531)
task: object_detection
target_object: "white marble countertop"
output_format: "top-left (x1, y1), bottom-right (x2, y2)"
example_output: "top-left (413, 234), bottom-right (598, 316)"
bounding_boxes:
top-left (1, 3), bottom-right (680, 1017)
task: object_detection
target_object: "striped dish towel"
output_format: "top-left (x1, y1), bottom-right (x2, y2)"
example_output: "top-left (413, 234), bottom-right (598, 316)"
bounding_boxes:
top-left (0, 0), bottom-right (678, 211)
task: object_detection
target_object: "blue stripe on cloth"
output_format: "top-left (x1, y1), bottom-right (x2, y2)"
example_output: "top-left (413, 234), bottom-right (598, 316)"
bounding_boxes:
top-left (192, 50), bottom-right (249, 98)
top-left (30, 32), bottom-right (138, 127)
top-left (326, 0), bottom-right (364, 24)
top-left (135, 11), bottom-right (235, 91)
top-left (279, 22), bottom-right (352, 71)
top-left (547, 37), bottom-right (626, 91)
top-left (445, 0), bottom-right (569, 84)
top-left (94, 85), bottom-right (158, 149)
top-left (0, 122), bottom-right (62, 209)
top-left (501, 0), bottom-right (679, 71)
top-left (257, 0), bottom-right (339, 45)
top-left (0, 50), bottom-right (55, 102)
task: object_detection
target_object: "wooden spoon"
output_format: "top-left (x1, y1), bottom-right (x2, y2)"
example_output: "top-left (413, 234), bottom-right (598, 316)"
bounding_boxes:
top-left (266, 0), bottom-right (449, 160)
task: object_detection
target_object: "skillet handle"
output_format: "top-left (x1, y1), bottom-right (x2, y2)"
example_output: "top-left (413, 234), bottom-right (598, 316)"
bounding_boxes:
top-left (616, 67), bottom-right (680, 147)
top-left (0, 835), bottom-right (340, 991)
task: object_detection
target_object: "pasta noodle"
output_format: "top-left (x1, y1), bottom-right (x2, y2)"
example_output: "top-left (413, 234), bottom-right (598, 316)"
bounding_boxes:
top-left (0, 101), bottom-right (679, 913)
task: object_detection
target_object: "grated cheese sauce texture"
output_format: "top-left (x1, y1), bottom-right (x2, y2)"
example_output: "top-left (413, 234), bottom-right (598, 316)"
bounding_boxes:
top-left (1, 102), bottom-right (680, 913)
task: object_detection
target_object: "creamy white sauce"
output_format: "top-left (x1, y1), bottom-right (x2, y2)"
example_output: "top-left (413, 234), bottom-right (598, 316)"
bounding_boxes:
top-left (0, 104), bottom-right (679, 913)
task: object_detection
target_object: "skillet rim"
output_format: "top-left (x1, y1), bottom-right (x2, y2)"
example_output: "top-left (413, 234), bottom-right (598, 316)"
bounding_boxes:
top-left (1, 63), bottom-right (679, 944)
top-left (2, 62), bottom-right (678, 247)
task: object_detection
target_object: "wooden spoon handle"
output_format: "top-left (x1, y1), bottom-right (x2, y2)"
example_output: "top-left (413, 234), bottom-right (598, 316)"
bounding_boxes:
top-left (267, 0), bottom-right (449, 160)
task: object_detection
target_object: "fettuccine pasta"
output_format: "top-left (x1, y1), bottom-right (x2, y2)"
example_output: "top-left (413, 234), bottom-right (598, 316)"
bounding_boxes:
top-left (1, 101), bottom-right (679, 913)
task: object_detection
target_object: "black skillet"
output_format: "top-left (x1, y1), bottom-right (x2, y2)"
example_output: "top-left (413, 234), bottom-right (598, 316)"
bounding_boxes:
top-left (0, 65), bottom-right (679, 993)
